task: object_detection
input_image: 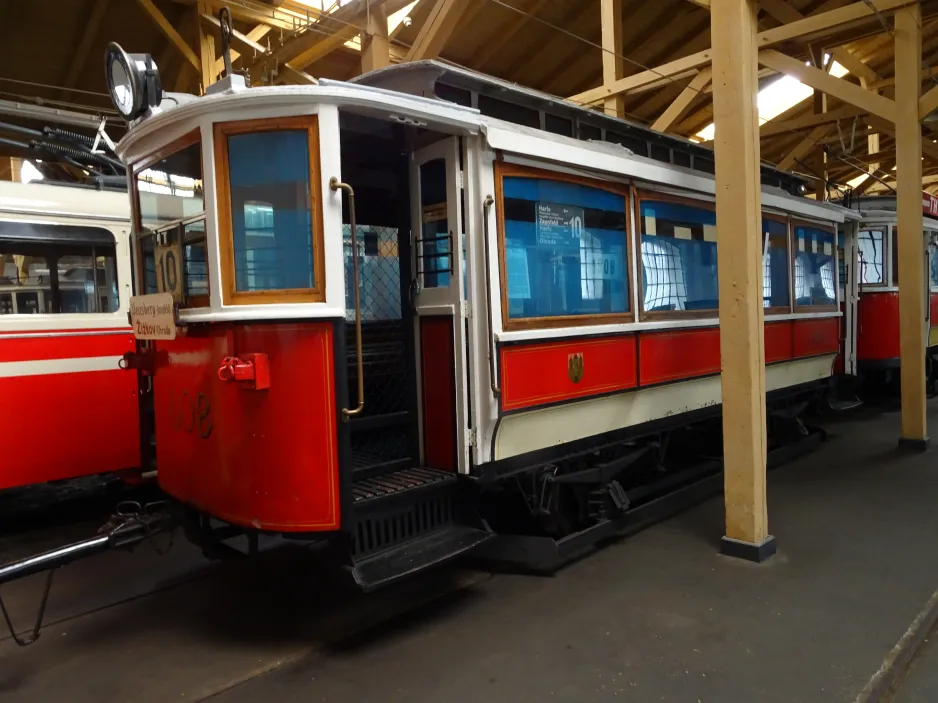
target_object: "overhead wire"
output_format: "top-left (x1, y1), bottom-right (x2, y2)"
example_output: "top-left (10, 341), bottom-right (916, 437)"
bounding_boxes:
top-left (484, 0), bottom-right (712, 101)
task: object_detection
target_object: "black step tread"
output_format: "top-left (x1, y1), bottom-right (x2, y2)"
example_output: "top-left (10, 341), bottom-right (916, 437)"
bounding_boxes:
top-left (352, 467), bottom-right (455, 504)
top-left (349, 524), bottom-right (494, 591)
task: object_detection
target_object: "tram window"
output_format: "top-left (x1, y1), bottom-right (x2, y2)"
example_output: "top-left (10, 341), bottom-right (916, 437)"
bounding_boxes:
top-left (695, 158), bottom-right (715, 175)
top-left (578, 124), bottom-right (602, 142)
top-left (135, 133), bottom-right (207, 306)
top-left (857, 229), bottom-right (884, 285)
top-left (225, 128), bottom-right (317, 294)
top-left (478, 95), bottom-right (540, 129)
top-left (419, 159), bottom-right (450, 289)
top-left (606, 131), bottom-right (647, 157)
top-left (793, 223), bottom-right (837, 307)
top-left (0, 242), bottom-right (118, 314)
top-left (434, 83), bottom-right (472, 107)
top-left (0, 252), bottom-right (51, 313)
top-left (930, 237), bottom-right (938, 290)
top-left (500, 172), bottom-right (629, 325)
top-left (649, 144), bottom-right (671, 163)
top-left (545, 114), bottom-right (573, 137)
top-left (58, 254), bottom-right (96, 313)
top-left (673, 150), bottom-right (691, 168)
top-left (639, 196), bottom-right (718, 314)
top-left (763, 216), bottom-right (790, 309)
top-left (182, 219), bottom-right (208, 298)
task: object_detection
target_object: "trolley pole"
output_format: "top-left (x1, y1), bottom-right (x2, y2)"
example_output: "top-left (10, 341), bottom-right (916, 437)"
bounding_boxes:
top-left (711, 0), bottom-right (775, 562)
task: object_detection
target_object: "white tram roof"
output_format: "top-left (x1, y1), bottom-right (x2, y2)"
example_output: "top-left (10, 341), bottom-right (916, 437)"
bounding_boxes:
top-left (839, 194), bottom-right (938, 230)
top-left (0, 180), bottom-right (130, 223)
top-left (117, 62), bottom-right (859, 226)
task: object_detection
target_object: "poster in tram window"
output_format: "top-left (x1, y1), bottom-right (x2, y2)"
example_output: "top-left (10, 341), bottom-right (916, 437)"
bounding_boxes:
top-left (536, 202), bottom-right (583, 248)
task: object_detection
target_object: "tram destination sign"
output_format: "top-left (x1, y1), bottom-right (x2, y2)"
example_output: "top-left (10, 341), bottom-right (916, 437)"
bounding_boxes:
top-left (130, 293), bottom-right (178, 340)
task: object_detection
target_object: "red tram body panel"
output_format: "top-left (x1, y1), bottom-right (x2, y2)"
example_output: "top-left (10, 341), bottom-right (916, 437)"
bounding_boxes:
top-left (0, 182), bottom-right (142, 492)
top-left (154, 323), bottom-right (340, 532)
top-left (0, 328), bottom-right (139, 488)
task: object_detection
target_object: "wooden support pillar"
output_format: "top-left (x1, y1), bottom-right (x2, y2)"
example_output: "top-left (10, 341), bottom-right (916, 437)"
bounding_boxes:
top-left (712, 0), bottom-right (774, 562)
top-left (197, 0), bottom-right (216, 94)
top-left (600, 0), bottom-right (623, 117)
top-left (361, 2), bottom-right (390, 74)
top-left (895, 3), bottom-right (929, 450)
top-left (0, 157), bottom-right (22, 181)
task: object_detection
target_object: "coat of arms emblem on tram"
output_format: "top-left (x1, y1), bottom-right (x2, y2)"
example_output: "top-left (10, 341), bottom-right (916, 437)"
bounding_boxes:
top-left (568, 353), bottom-right (585, 384)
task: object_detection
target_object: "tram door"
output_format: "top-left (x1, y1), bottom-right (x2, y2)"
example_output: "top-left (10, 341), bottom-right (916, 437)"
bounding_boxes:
top-left (410, 137), bottom-right (469, 473)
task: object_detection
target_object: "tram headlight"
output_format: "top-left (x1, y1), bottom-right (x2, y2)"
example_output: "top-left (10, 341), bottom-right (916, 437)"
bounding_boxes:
top-left (104, 43), bottom-right (162, 121)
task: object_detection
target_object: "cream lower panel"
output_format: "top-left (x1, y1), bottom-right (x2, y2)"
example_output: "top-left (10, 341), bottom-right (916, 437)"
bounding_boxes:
top-left (494, 355), bottom-right (835, 460)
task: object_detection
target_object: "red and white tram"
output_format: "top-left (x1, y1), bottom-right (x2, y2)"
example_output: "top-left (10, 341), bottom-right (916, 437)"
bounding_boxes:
top-left (108, 43), bottom-right (858, 585)
top-left (836, 193), bottom-right (938, 388)
top-left (0, 180), bottom-right (145, 490)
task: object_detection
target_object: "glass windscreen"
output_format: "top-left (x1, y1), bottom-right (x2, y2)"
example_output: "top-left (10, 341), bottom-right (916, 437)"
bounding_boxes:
top-left (227, 130), bottom-right (314, 292)
top-left (135, 136), bottom-right (207, 304)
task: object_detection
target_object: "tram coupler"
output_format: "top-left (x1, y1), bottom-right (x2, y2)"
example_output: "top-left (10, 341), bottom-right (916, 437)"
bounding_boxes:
top-left (0, 501), bottom-right (174, 588)
top-left (0, 501), bottom-right (175, 646)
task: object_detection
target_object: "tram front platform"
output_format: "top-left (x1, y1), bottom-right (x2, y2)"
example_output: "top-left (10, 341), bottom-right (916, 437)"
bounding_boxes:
top-left (3, 402), bottom-right (938, 701)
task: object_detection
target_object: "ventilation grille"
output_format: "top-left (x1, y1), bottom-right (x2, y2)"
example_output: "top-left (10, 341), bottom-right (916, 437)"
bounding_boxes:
top-left (352, 494), bottom-right (455, 558)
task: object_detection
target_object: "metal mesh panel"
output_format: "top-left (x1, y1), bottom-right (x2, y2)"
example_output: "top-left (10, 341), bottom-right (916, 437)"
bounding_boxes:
top-left (344, 225), bottom-right (412, 471)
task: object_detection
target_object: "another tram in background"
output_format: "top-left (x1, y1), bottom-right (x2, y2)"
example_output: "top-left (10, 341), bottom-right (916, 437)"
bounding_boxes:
top-left (836, 193), bottom-right (938, 391)
top-left (0, 177), bottom-right (189, 493)
top-left (110, 39), bottom-right (858, 587)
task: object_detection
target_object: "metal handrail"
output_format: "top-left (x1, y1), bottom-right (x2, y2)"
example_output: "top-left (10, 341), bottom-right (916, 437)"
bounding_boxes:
top-left (482, 194), bottom-right (500, 397)
top-left (331, 176), bottom-right (364, 419)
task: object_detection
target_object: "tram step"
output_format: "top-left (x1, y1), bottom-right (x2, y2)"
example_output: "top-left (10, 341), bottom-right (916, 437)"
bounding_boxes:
top-left (349, 523), bottom-right (493, 591)
top-left (352, 467), bottom-right (455, 505)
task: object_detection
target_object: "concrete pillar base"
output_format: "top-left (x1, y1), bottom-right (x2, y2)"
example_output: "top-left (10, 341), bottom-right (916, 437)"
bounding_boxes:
top-left (898, 437), bottom-right (930, 453)
top-left (720, 535), bottom-right (777, 563)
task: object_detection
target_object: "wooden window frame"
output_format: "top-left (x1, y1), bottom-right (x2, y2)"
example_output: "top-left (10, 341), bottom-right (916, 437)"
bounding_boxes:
top-left (635, 189), bottom-right (719, 321)
top-left (214, 114), bottom-right (325, 306)
top-left (762, 211), bottom-right (793, 316)
top-left (495, 161), bottom-right (633, 331)
top-left (131, 129), bottom-right (209, 308)
top-left (790, 217), bottom-right (839, 313)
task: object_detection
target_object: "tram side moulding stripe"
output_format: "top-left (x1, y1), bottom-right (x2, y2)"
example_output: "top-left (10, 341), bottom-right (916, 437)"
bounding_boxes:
top-left (498, 319), bottom-right (837, 414)
top-left (0, 355), bottom-right (127, 378)
top-left (0, 331), bottom-right (134, 364)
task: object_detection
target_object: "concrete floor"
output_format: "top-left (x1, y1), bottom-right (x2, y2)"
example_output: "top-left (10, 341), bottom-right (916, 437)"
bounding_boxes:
top-left (3, 404), bottom-right (938, 701)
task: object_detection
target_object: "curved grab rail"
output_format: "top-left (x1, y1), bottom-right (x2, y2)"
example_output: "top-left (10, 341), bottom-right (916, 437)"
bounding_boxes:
top-left (331, 176), bottom-right (365, 419)
top-left (482, 194), bottom-right (500, 397)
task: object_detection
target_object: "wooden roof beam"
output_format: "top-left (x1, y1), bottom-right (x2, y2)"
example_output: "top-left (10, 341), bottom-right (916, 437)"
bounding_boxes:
top-left (405, 0), bottom-right (469, 61)
top-left (601, 0), bottom-right (624, 117)
top-left (214, 25), bottom-right (272, 76)
top-left (472, 0), bottom-right (550, 72)
top-left (200, 12), bottom-right (316, 84)
top-left (136, 0), bottom-right (201, 72)
top-left (777, 124), bottom-right (834, 170)
top-left (651, 68), bottom-right (712, 133)
top-left (758, 49), bottom-right (896, 122)
top-left (62, 0), bottom-right (109, 100)
top-left (568, 0), bottom-right (916, 106)
top-left (241, 0), bottom-right (387, 80)
top-left (760, 0), bottom-right (881, 83)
